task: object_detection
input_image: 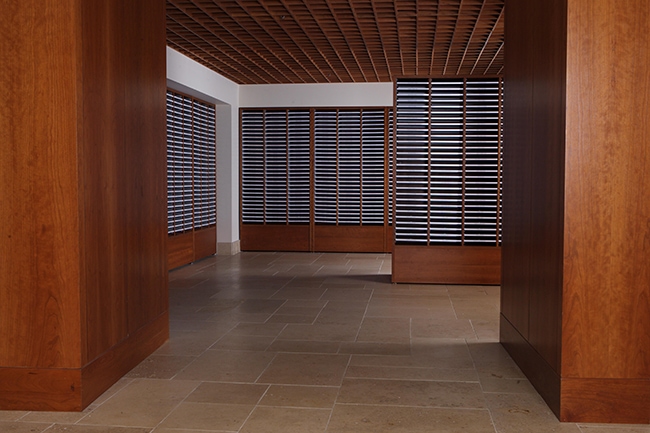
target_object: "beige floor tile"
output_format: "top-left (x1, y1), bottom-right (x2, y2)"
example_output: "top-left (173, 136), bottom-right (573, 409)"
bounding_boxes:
top-left (337, 378), bottom-right (486, 409)
top-left (477, 373), bottom-right (537, 394)
top-left (0, 411), bottom-right (29, 421)
top-left (365, 305), bottom-right (456, 319)
top-left (174, 349), bottom-right (276, 382)
top-left (226, 322), bottom-right (287, 337)
top-left (356, 317), bottom-right (410, 343)
top-left (208, 288), bottom-right (279, 300)
top-left (92, 377), bottom-right (135, 405)
top-left (235, 299), bottom-right (286, 314)
top-left (152, 429), bottom-right (229, 433)
top-left (471, 319), bottom-right (500, 341)
top-left (257, 353), bottom-right (350, 386)
top-left (0, 421), bottom-right (51, 432)
top-left (186, 382), bottom-right (268, 405)
top-left (468, 342), bottom-right (526, 379)
top-left (240, 406), bottom-right (330, 433)
top-left (125, 355), bottom-right (196, 379)
top-left (578, 426), bottom-right (650, 432)
top-left (369, 293), bottom-right (452, 308)
top-left (45, 426), bottom-right (151, 433)
top-left (19, 409), bottom-right (90, 424)
top-left (158, 402), bottom-right (254, 431)
top-left (410, 338), bottom-right (476, 369)
top-left (486, 393), bottom-right (582, 433)
top-left (451, 298), bottom-right (500, 321)
top-left (153, 334), bottom-right (221, 357)
top-left (267, 339), bottom-right (342, 354)
top-left (320, 300), bottom-right (369, 312)
top-left (345, 365), bottom-right (478, 382)
top-left (79, 379), bottom-right (198, 427)
top-left (273, 305), bottom-right (325, 316)
top-left (320, 288), bottom-right (373, 302)
top-left (267, 314), bottom-right (319, 324)
top-left (338, 341), bottom-right (411, 356)
top-left (411, 317), bottom-right (477, 339)
top-left (326, 404), bottom-right (496, 433)
top-left (277, 324), bottom-right (360, 342)
top-left (271, 288), bottom-right (327, 300)
top-left (259, 385), bottom-right (339, 408)
top-left (314, 311), bottom-right (365, 326)
top-left (209, 334), bottom-right (276, 351)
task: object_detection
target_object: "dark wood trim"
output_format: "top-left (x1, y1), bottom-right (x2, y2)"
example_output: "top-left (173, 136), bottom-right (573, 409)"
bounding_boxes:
top-left (168, 231), bottom-right (194, 270)
top-left (241, 224), bottom-right (310, 252)
top-left (392, 245), bottom-right (501, 284)
top-left (193, 225), bottom-right (216, 261)
top-left (0, 368), bottom-right (82, 411)
top-left (500, 315), bottom-right (561, 418)
top-left (313, 225), bottom-right (386, 253)
top-left (0, 312), bottom-right (168, 411)
top-left (81, 311), bottom-right (169, 409)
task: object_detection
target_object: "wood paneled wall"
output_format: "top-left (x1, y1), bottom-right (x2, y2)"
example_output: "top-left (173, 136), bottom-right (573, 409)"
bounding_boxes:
top-left (501, 0), bottom-right (650, 424)
top-left (0, 0), bottom-right (168, 411)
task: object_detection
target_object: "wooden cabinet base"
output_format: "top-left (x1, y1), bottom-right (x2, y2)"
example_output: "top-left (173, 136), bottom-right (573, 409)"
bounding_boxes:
top-left (0, 312), bottom-right (168, 411)
top-left (392, 245), bottom-right (501, 285)
top-left (501, 315), bottom-right (650, 424)
top-left (560, 378), bottom-right (650, 424)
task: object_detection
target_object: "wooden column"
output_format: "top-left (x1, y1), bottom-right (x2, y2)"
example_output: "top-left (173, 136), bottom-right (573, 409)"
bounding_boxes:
top-left (501, 0), bottom-right (650, 424)
top-left (0, 0), bottom-right (168, 411)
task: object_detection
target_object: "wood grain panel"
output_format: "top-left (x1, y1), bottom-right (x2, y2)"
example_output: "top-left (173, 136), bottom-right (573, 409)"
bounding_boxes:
top-left (500, 0), bottom-right (535, 337)
top-left (241, 225), bottom-right (310, 252)
top-left (122, 0), bottom-right (169, 334)
top-left (81, 312), bottom-right (169, 408)
top-left (313, 226), bottom-right (386, 253)
top-left (194, 226), bottom-right (217, 261)
top-left (80, 0), bottom-right (129, 364)
top-left (1, 0), bottom-right (168, 411)
top-left (526, 0), bottom-right (566, 375)
top-left (168, 231), bottom-right (195, 270)
top-left (562, 0), bottom-right (650, 379)
top-left (501, 0), bottom-right (566, 380)
top-left (0, 0), bottom-right (83, 368)
top-left (393, 245), bottom-right (501, 285)
top-left (560, 378), bottom-right (650, 423)
top-left (0, 368), bottom-right (82, 411)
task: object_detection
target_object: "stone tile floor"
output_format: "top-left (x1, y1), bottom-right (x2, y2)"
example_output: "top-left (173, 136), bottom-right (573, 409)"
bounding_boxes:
top-left (1, 252), bottom-right (648, 432)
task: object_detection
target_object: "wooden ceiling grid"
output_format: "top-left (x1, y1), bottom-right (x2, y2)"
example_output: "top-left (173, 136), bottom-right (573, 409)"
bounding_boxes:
top-left (166, 0), bottom-right (505, 84)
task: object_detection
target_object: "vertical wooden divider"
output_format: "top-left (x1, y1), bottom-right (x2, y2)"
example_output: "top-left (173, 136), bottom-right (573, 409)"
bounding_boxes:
top-left (0, 0), bottom-right (168, 411)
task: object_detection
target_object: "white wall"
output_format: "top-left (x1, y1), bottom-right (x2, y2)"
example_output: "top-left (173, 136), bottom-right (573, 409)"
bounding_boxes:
top-left (166, 47), bottom-right (240, 248)
top-left (240, 82), bottom-right (393, 108)
top-left (166, 48), bottom-right (395, 251)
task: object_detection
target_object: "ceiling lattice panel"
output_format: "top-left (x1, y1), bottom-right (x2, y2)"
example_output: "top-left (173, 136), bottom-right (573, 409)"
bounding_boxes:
top-left (166, 0), bottom-right (504, 84)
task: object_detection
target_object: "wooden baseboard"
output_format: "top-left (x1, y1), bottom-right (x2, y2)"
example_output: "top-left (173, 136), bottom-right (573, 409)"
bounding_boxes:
top-left (0, 368), bottom-right (82, 411)
top-left (241, 224), bottom-right (310, 251)
top-left (194, 226), bottom-right (216, 260)
top-left (392, 245), bottom-right (501, 284)
top-left (0, 312), bottom-right (168, 411)
top-left (313, 225), bottom-right (386, 252)
top-left (500, 315), bottom-right (561, 418)
top-left (168, 231), bottom-right (194, 269)
top-left (560, 377), bottom-right (650, 424)
top-left (501, 316), bottom-right (650, 424)
top-left (81, 311), bottom-right (169, 408)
